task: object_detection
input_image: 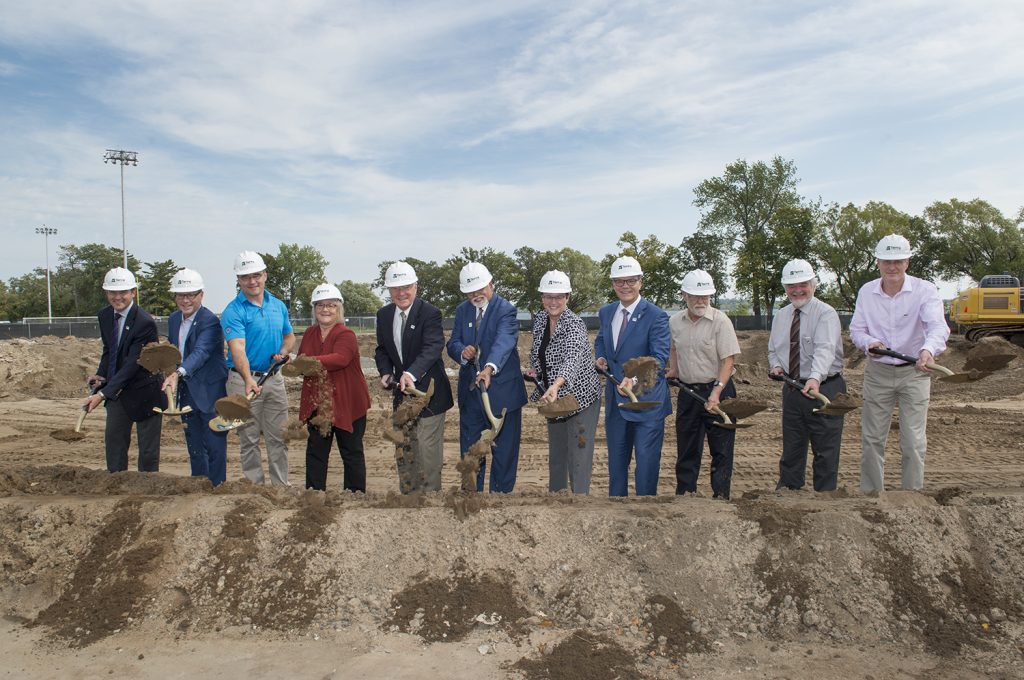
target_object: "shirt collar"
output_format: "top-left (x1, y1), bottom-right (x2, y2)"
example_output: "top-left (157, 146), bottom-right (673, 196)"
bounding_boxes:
top-left (618, 297), bottom-right (642, 316)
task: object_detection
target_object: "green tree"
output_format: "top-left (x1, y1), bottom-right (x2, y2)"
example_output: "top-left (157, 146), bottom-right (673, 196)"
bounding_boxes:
top-left (337, 280), bottom-right (382, 316)
top-left (0, 280), bottom-right (12, 321)
top-left (5, 270), bottom-right (48, 320)
top-left (693, 156), bottom-right (803, 321)
top-left (261, 243), bottom-right (329, 315)
top-left (375, 249), bottom-right (519, 316)
top-left (925, 198), bottom-right (1024, 282)
top-left (510, 247), bottom-right (603, 313)
top-left (139, 259), bottom-right (179, 316)
top-left (373, 257), bottom-right (448, 309)
top-left (813, 201), bottom-right (935, 312)
top-left (600, 232), bottom-right (684, 308)
top-left (54, 244), bottom-right (141, 316)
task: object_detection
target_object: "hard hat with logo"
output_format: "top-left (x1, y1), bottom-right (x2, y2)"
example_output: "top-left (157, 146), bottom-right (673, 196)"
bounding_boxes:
top-left (874, 234), bottom-right (914, 260)
top-left (169, 268), bottom-right (204, 293)
top-left (385, 261), bottom-right (418, 287)
top-left (780, 259), bottom-right (815, 285)
top-left (459, 262), bottom-right (493, 293)
top-left (311, 283), bottom-right (344, 304)
top-left (233, 250), bottom-right (267, 276)
top-left (102, 267), bottom-right (137, 291)
top-left (680, 269), bottom-right (716, 296)
top-left (537, 270), bottom-right (572, 294)
top-left (610, 256), bottom-right (643, 279)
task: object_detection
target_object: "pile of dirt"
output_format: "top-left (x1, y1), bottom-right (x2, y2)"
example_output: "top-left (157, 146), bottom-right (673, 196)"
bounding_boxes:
top-left (0, 336), bottom-right (101, 399)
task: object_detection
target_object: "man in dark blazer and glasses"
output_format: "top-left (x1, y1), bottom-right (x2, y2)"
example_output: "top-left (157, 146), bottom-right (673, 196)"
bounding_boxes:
top-left (83, 267), bottom-right (164, 472)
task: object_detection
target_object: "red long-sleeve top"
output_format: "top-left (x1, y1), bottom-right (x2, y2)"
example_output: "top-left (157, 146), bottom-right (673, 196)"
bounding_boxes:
top-left (298, 323), bottom-right (370, 433)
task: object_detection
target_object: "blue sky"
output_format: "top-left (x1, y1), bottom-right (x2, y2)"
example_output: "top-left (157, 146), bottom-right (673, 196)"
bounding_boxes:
top-left (2, 1), bottom-right (1022, 311)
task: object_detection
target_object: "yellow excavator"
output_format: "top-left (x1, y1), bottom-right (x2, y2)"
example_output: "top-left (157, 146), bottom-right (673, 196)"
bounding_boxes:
top-left (950, 275), bottom-right (1024, 344)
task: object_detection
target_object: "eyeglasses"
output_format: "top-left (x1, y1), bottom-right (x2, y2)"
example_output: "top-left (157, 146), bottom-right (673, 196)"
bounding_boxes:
top-left (315, 302), bottom-right (339, 310)
top-left (612, 277), bottom-right (641, 287)
top-left (237, 272), bottom-right (265, 282)
top-left (541, 294), bottom-right (568, 301)
top-left (174, 291), bottom-right (201, 300)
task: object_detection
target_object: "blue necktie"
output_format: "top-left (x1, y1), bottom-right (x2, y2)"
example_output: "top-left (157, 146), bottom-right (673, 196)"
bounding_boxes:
top-left (110, 312), bottom-right (123, 375)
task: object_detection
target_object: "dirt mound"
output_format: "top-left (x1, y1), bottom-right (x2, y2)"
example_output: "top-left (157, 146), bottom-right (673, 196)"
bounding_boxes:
top-left (0, 336), bottom-right (101, 399)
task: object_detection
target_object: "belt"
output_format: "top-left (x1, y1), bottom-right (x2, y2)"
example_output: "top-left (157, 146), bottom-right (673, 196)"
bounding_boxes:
top-left (679, 379), bottom-right (718, 390)
top-left (786, 373), bottom-right (842, 388)
top-left (231, 367), bottom-right (267, 377)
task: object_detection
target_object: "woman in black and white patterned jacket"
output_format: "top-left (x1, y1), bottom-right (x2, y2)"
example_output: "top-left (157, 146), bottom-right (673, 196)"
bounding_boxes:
top-left (527, 270), bottom-right (603, 494)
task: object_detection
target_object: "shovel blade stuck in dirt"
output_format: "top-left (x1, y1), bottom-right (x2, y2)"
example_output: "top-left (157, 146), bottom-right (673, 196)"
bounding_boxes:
top-left (767, 372), bottom-right (860, 416)
top-left (594, 365), bottom-right (661, 411)
top-left (868, 347), bottom-right (992, 383)
top-left (209, 356), bottom-right (290, 432)
top-left (667, 377), bottom-right (752, 429)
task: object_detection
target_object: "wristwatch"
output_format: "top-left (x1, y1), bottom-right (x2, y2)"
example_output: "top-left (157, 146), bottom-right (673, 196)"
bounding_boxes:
top-left (712, 380), bottom-right (723, 388)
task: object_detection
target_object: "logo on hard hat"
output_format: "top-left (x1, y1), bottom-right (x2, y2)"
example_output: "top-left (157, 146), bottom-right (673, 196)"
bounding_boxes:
top-left (466, 276), bottom-right (479, 283)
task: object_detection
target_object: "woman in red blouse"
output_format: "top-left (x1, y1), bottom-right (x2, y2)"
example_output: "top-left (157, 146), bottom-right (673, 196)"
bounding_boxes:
top-left (298, 284), bottom-right (371, 492)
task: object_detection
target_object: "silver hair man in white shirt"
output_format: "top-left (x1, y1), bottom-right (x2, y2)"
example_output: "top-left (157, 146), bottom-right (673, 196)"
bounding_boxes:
top-left (768, 259), bottom-right (846, 491)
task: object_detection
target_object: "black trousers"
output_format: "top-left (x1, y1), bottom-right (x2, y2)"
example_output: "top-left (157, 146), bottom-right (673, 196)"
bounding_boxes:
top-left (305, 416), bottom-right (366, 492)
top-left (105, 399), bottom-right (161, 473)
top-left (675, 380), bottom-right (737, 499)
top-left (778, 376), bottom-right (846, 491)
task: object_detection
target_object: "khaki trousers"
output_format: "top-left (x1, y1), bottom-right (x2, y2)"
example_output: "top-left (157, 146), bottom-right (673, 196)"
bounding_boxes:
top-left (227, 371), bottom-right (289, 485)
top-left (397, 412), bottom-right (445, 493)
top-left (860, 361), bottom-right (931, 492)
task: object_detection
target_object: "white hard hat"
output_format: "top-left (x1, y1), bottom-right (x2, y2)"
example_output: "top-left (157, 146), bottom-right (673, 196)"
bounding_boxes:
top-left (102, 267), bottom-right (137, 291)
top-left (169, 268), bottom-right (204, 293)
top-left (234, 250), bottom-right (267, 276)
top-left (681, 269), bottom-right (716, 296)
top-left (385, 261), bottom-right (418, 287)
top-left (780, 259), bottom-right (815, 285)
top-left (874, 234), bottom-right (914, 260)
top-left (459, 262), bottom-right (493, 293)
top-left (610, 256), bottom-right (643, 279)
top-left (311, 283), bottom-right (344, 304)
top-left (538, 270), bottom-right (572, 294)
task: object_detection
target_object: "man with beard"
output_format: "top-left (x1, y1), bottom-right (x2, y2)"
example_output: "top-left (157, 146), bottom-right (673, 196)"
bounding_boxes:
top-left (666, 269), bottom-right (741, 499)
top-left (446, 262), bottom-right (528, 492)
top-left (768, 259), bottom-right (846, 492)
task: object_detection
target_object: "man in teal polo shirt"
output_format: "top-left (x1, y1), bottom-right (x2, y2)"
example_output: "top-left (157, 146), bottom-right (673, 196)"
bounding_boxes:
top-left (221, 250), bottom-right (296, 485)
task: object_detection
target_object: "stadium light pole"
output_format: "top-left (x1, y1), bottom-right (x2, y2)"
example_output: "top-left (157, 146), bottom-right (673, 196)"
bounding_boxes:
top-left (35, 225), bottom-right (57, 323)
top-left (103, 149), bottom-right (139, 268)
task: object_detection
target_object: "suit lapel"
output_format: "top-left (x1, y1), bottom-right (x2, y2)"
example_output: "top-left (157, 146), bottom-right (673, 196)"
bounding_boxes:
top-left (400, 299), bottom-right (420, 362)
top-left (614, 299), bottom-right (643, 357)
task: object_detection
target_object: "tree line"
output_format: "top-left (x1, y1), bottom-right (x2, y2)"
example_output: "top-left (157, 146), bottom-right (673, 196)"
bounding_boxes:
top-left (3, 157), bottom-right (1021, 322)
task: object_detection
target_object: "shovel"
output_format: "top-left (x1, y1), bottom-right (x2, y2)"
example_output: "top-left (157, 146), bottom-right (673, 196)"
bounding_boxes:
top-left (666, 377), bottom-right (751, 429)
top-left (868, 347), bottom-right (991, 383)
top-left (209, 356), bottom-right (290, 432)
top-left (595, 365), bottom-right (660, 411)
top-left (138, 343), bottom-right (193, 417)
top-left (477, 381), bottom-right (506, 445)
top-left (767, 372), bottom-right (860, 415)
top-left (523, 373), bottom-right (581, 419)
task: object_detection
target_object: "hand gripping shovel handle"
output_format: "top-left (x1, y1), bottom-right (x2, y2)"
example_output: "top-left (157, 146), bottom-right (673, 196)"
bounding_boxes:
top-left (597, 365), bottom-right (661, 410)
top-left (868, 346), bottom-right (956, 378)
top-left (75, 384), bottom-right (103, 432)
top-left (767, 372), bottom-right (832, 409)
top-left (666, 377), bottom-right (743, 428)
top-left (522, 373), bottom-right (540, 386)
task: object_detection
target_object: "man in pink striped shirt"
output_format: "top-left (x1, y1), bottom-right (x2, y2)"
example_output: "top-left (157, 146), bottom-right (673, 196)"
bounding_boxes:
top-left (849, 234), bottom-right (950, 493)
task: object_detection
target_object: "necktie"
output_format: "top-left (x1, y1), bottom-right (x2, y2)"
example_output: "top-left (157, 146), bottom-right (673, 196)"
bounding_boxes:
top-left (615, 308), bottom-right (630, 351)
top-left (400, 310), bottom-right (407, 335)
top-left (789, 308), bottom-right (801, 380)
top-left (474, 307), bottom-right (483, 343)
top-left (110, 312), bottom-right (123, 375)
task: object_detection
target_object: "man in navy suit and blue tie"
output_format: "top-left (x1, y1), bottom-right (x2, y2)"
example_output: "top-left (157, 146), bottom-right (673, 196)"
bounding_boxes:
top-left (446, 262), bottom-right (528, 492)
top-left (83, 267), bottom-right (164, 473)
top-left (594, 256), bottom-right (672, 496)
top-left (162, 269), bottom-right (230, 485)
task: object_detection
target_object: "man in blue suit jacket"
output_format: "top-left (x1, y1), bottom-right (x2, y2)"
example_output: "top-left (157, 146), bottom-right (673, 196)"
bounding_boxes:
top-left (594, 256), bottom-right (672, 496)
top-left (84, 268), bottom-right (164, 473)
top-left (446, 262), bottom-right (528, 492)
top-left (163, 269), bottom-right (229, 485)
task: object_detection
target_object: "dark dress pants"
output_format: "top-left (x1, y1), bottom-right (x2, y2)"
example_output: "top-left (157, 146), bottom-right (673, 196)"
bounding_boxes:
top-left (104, 398), bottom-right (161, 473)
top-left (305, 415), bottom-right (367, 492)
top-left (778, 376), bottom-right (846, 491)
top-left (458, 389), bottom-right (522, 493)
top-left (675, 380), bottom-right (737, 499)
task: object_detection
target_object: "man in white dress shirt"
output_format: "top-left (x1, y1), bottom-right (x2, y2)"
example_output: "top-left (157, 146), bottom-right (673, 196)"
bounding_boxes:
top-left (849, 234), bottom-right (950, 493)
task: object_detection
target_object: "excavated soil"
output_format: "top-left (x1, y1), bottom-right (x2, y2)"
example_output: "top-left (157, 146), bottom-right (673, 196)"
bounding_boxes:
top-left (1, 332), bottom-right (1023, 678)
top-left (215, 394), bottom-right (253, 420)
top-left (136, 342), bottom-right (182, 374)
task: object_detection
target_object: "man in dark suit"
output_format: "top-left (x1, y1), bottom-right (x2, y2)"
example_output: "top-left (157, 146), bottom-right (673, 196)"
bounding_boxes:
top-left (594, 256), bottom-right (672, 496)
top-left (163, 268), bottom-right (229, 485)
top-left (375, 261), bottom-right (454, 493)
top-left (84, 267), bottom-right (164, 473)
top-left (446, 262), bottom-right (528, 493)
